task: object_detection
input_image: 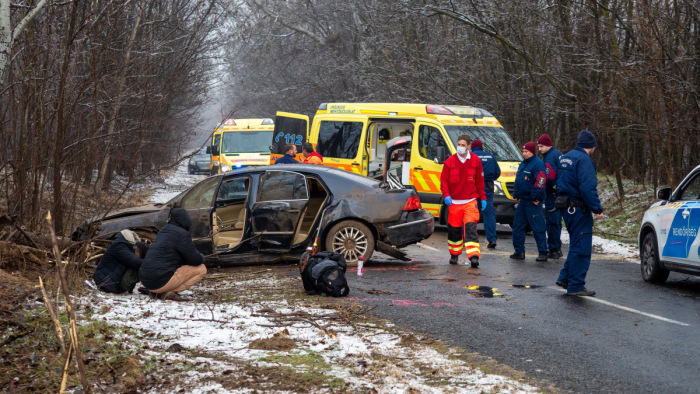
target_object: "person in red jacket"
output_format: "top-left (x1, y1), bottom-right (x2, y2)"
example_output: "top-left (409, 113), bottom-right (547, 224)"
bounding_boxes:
top-left (302, 142), bottom-right (323, 164)
top-left (440, 134), bottom-right (487, 267)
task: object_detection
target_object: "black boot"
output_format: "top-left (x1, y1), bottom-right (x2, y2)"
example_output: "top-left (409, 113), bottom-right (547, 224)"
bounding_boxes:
top-left (469, 256), bottom-right (479, 268)
top-left (487, 242), bottom-right (497, 249)
top-left (449, 255), bottom-right (459, 265)
top-left (547, 249), bottom-right (563, 259)
top-left (509, 252), bottom-right (525, 260)
top-left (536, 252), bottom-right (548, 262)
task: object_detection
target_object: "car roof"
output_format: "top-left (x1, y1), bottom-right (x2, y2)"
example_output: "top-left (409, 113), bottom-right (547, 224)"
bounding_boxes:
top-left (222, 164), bottom-right (381, 186)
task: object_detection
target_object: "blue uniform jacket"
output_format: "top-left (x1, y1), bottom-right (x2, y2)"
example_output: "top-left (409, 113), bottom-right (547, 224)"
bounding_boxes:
top-left (472, 147), bottom-right (501, 182)
top-left (514, 155), bottom-right (546, 201)
top-left (557, 146), bottom-right (604, 214)
top-left (541, 147), bottom-right (562, 195)
top-left (275, 154), bottom-right (298, 164)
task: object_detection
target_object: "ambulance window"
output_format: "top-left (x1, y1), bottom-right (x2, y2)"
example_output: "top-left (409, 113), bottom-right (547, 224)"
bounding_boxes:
top-left (418, 125), bottom-right (444, 161)
top-left (316, 121), bottom-right (363, 159)
top-left (678, 174), bottom-right (700, 201)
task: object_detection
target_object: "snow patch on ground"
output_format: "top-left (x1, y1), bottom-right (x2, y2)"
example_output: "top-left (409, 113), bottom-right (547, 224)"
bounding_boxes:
top-left (149, 161), bottom-right (207, 204)
top-left (85, 276), bottom-right (539, 393)
top-left (560, 228), bottom-right (638, 261)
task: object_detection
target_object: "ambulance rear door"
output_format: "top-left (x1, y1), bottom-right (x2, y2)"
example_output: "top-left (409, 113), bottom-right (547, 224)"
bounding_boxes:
top-left (270, 112), bottom-right (308, 164)
top-left (312, 116), bottom-right (369, 175)
top-left (410, 120), bottom-right (453, 218)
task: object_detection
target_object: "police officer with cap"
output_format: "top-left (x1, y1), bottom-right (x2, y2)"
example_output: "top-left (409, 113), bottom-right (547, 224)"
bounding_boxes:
top-left (537, 134), bottom-right (564, 259)
top-left (471, 139), bottom-right (501, 249)
top-left (555, 130), bottom-right (605, 296)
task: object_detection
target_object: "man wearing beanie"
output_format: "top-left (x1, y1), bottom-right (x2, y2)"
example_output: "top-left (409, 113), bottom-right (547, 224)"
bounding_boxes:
top-left (555, 130), bottom-right (605, 297)
top-left (440, 134), bottom-right (487, 267)
top-left (471, 139), bottom-right (501, 249)
top-left (510, 142), bottom-right (549, 262)
top-left (537, 134), bottom-right (564, 259)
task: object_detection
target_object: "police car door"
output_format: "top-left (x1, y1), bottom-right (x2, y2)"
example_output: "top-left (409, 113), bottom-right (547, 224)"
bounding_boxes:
top-left (251, 170), bottom-right (310, 252)
top-left (270, 112), bottom-right (308, 164)
top-left (661, 169), bottom-right (700, 265)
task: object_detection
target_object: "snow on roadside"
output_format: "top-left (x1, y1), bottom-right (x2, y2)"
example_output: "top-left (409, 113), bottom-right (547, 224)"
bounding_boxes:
top-left (560, 228), bottom-right (639, 262)
top-left (149, 161), bottom-right (206, 204)
top-left (86, 275), bottom-right (539, 393)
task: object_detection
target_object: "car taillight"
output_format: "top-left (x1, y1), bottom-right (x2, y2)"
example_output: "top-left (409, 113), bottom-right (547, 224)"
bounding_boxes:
top-left (403, 195), bottom-right (421, 211)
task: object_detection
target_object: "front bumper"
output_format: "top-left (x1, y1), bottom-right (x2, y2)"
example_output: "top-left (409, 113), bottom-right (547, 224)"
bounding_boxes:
top-left (493, 194), bottom-right (517, 226)
top-left (381, 209), bottom-right (435, 247)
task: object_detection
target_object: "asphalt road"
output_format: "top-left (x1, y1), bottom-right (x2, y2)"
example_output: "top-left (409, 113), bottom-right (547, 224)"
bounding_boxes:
top-left (332, 226), bottom-right (700, 393)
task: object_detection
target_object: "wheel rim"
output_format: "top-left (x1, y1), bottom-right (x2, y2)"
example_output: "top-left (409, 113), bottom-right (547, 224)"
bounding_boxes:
top-left (331, 226), bottom-right (368, 262)
top-left (641, 237), bottom-right (653, 277)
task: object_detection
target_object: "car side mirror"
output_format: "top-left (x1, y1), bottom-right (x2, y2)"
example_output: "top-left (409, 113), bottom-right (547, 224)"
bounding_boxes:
top-left (435, 146), bottom-right (447, 164)
top-left (206, 146), bottom-right (211, 154)
top-left (657, 187), bottom-right (672, 201)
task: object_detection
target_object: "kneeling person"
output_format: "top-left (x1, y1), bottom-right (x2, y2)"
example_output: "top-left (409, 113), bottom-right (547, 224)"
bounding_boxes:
top-left (94, 229), bottom-right (148, 294)
top-left (139, 208), bottom-right (206, 301)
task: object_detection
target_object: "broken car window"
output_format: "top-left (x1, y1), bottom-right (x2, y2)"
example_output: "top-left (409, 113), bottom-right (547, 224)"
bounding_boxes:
top-left (217, 177), bottom-right (249, 202)
top-left (180, 176), bottom-right (219, 209)
top-left (258, 171), bottom-right (308, 201)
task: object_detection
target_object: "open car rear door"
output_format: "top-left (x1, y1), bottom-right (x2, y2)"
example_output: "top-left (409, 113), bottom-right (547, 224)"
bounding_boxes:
top-left (270, 112), bottom-right (309, 164)
top-left (251, 170), bottom-right (310, 252)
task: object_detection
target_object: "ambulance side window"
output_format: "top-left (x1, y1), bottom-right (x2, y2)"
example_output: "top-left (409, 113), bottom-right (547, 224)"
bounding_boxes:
top-left (316, 121), bottom-right (363, 159)
top-left (678, 174), bottom-right (700, 201)
top-left (418, 125), bottom-right (444, 161)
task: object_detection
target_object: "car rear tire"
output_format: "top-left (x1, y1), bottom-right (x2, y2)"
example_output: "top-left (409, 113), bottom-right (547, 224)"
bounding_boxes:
top-left (641, 232), bottom-right (669, 284)
top-left (325, 220), bottom-right (374, 264)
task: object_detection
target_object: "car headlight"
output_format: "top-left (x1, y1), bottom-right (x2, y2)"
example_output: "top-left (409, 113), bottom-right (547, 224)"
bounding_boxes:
top-left (494, 181), bottom-right (505, 196)
top-left (220, 164), bottom-right (231, 172)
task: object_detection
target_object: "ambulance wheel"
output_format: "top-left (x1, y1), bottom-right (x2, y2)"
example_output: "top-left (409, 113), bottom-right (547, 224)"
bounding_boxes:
top-left (325, 220), bottom-right (374, 265)
top-left (641, 232), bottom-right (669, 284)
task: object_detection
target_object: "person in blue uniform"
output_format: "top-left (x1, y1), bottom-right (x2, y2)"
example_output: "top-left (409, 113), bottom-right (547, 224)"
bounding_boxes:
top-left (537, 134), bottom-right (564, 259)
top-left (471, 139), bottom-right (501, 249)
top-left (510, 142), bottom-right (549, 262)
top-left (556, 130), bottom-right (605, 297)
top-left (275, 143), bottom-right (299, 164)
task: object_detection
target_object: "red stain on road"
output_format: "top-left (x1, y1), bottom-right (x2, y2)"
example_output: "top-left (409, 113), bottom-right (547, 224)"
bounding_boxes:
top-left (346, 297), bottom-right (454, 307)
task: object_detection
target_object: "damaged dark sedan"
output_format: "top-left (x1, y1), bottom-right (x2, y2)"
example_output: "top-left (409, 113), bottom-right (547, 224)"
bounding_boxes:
top-left (72, 164), bottom-right (434, 265)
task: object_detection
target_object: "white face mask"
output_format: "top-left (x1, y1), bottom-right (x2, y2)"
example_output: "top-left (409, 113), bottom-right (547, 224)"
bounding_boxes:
top-left (456, 146), bottom-right (468, 155)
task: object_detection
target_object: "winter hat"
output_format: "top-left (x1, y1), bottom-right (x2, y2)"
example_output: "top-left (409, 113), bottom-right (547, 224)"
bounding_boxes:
top-left (537, 134), bottom-right (552, 147)
top-left (120, 229), bottom-right (141, 245)
top-left (471, 139), bottom-right (483, 149)
top-left (577, 130), bottom-right (597, 148)
top-left (522, 142), bottom-right (537, 155)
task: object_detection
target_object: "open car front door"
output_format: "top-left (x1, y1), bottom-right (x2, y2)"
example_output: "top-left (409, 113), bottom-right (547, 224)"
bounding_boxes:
top-left (270, 112), bottom-right (309, 164)
top-left (251, 170), bottom-right (310, 252)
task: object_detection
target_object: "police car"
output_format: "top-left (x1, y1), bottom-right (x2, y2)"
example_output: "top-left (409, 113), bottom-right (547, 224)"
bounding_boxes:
top-left (639, 165), bottom-right (700, 283)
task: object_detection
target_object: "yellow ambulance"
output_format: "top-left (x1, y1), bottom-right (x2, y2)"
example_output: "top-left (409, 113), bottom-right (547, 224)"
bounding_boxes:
top-left (271, 103), bottom-right (522, 225)
top-left (208, 127), bottom-right (223, 175)
top-left (209, 118), bottom-right (275, 173)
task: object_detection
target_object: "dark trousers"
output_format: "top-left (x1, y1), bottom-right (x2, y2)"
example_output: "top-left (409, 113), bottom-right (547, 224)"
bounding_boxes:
top-left (544, 193), bottom-right (562, 251)
top-left (483, 189), bottom-right (497, 243)
top-left (512, 200), bottom-right (548, 254)
top-left (557, 207), bottom-right (594, 293)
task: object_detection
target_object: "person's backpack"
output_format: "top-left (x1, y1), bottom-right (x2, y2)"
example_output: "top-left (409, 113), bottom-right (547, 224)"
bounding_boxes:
top-left (299, 251), bottom-right (349, 297)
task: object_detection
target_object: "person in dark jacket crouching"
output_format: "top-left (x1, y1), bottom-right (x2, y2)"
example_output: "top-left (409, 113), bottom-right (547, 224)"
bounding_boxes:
top-left (139, 208), bottom-right (206, 301)
top-left (94, 229), bottom-right (148, 294)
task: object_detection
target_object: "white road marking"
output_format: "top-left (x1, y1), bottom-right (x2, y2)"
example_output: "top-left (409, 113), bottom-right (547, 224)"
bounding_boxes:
top-left (550, 287), bottom-right (691, 326)
top-left (416, 242), bottom-right (440, 251)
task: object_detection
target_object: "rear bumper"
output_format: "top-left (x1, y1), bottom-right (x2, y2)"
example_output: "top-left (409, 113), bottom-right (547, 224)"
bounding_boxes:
top-left (381, 209), bottom-right (435, 247)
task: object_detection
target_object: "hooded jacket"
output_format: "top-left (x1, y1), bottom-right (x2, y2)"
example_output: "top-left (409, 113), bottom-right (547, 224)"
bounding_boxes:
top-left (139, 208), bottom-right (205, 290)
top-left (93, 233), bottom-right (142, 293)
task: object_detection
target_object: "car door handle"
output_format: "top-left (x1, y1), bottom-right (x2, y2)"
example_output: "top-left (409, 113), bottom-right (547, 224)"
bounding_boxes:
top-left (352, 162), bottom-right (360, 166)
top-left (289, 209), bottom-right (300, 214)
top-left (414, 167), bottom-right (423, 171)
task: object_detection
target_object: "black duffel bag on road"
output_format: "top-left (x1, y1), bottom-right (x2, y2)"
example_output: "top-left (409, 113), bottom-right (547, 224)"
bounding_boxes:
top-left (299, 251), bottom-right (349, 297)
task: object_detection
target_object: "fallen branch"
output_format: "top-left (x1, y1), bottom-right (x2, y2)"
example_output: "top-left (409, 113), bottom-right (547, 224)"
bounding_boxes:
top-left (39, 276), bottom-right (67, 355)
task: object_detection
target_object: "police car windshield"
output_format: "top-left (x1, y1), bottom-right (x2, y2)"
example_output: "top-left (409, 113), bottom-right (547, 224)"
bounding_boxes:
top-left (444, 126), bottom-right (523, 161)
top-left (221, 131), bottom-right (274, 154)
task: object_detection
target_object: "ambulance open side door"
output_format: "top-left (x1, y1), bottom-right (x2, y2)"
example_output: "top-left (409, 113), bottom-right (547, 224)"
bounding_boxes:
top-left (270, 112), bottom-right (309, 164)
top-left (312, 116), bottom-right (369, 175)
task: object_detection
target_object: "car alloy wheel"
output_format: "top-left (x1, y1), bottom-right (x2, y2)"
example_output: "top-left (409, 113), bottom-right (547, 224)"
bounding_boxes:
top-left (325, 220), bottom-right (374, 264)
top-left (640, 232), bottom-right (669, 284)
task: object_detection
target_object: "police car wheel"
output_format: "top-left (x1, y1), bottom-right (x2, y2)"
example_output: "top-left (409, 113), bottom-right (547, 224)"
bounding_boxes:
top-left (640, 232), bottom-right (669, 284)
top-left (325, 220), bottom-right (374, 265)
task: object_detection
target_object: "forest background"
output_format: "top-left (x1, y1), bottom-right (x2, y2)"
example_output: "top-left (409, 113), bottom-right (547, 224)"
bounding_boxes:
top-left (0, 0), bottom-right (697, 235)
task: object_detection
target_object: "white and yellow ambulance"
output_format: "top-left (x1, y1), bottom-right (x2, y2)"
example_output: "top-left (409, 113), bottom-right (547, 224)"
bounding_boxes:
top-left (271, 103), bottom-right (522, 225)
top-left (210, 118), bottom-right (275, 173)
